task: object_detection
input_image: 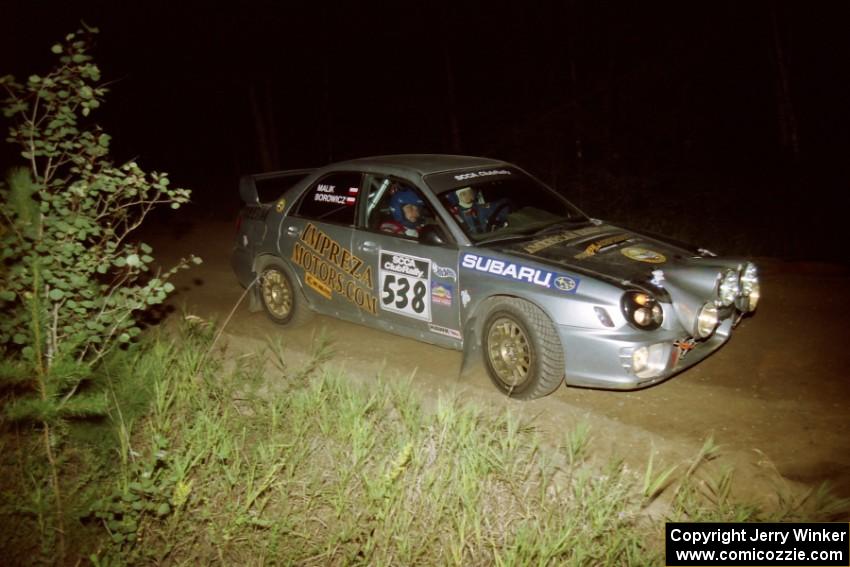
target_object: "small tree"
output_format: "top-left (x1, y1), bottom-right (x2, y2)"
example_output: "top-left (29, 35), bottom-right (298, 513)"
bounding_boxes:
top-left (0, 27), bottom-right (198, 560)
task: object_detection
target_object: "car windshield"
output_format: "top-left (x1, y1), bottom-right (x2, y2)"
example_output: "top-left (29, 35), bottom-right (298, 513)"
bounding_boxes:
top-left (425, 167), bottom-right (588, 244)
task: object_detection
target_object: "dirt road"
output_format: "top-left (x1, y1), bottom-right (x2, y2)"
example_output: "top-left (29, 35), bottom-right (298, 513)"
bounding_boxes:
top-left (152, 221), bottom-right (850, 501)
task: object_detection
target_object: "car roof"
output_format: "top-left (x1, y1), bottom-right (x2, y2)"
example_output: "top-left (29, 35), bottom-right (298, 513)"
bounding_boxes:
top-left (326, 154), bottom-right (508, 177)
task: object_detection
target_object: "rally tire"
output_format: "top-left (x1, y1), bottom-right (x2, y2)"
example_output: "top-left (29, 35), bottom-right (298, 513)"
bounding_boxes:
top-left (257, 258), bottom-right (313, 326)
top-left (482, 298), bottom-right (565, 400)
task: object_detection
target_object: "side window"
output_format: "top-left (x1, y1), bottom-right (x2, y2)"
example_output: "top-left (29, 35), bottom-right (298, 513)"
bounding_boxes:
top-left (294, 172), bottom-right (361, 225)
top-left (255, 173), bottom-right (310, 203)
top-left (363, 174), bottom-right (441, 240)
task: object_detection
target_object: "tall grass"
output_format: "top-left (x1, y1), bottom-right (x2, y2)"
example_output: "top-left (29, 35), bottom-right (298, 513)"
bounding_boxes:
top-left (89, 321), bottom-right (849, 565)
top-left (2, 319), bottom-right (848, 565)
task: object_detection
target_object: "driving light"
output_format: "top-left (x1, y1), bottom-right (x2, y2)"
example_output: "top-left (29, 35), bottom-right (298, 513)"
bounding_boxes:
top-left (736, 262), bottom-right (760, 312)
top-left (621, 291), bottom-right (664, 331)
top-left (695, 302), bottom-right (719, 338)
top-left (630, 343), bottom-right (668, 378)
top-left (717, 269), bottom-right (740, 306)
top-left (632, 346), bottom-right (648, 373)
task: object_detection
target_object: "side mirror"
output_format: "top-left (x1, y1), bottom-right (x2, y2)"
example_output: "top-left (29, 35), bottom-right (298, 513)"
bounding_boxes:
top-left (420, 224), bottom-right (447, 246)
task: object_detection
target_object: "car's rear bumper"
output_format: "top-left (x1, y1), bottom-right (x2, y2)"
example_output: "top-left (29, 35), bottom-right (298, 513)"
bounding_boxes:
top-left (557, 318), bottom-right (734, 390)
top-left (231, 246), bottom-right (255, 288)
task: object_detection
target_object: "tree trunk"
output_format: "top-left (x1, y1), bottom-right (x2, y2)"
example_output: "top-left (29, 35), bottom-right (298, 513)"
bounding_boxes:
top-left (249, 82), bottom-right (279, 172)
top-left (322, 48), bottom-right (334, 162)
top-left (438, 3), bottom-right (462, 153)
top-left (443, 47), bottom-right (463, 154)
top-left (566, 0), bottom-right (584, 204)
top-left (321, 4), bottom-right (334, 162)
top-left (770, 4), bottom-right (800, 161)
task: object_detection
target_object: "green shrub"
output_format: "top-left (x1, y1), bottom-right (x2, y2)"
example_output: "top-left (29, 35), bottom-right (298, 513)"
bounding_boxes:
top-left (0, 27), bottom-right (198, 562)
top-left (0, 26), bottom-right (198, 379)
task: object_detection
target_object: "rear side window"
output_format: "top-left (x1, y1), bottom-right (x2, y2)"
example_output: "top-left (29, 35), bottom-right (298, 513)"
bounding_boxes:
top-left (255, 173), bottom-right (310, 203)
top-left (295, 172), bottom-right (362, 225)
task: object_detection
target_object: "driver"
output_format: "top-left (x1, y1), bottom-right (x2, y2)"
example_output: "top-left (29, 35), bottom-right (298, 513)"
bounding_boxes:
top-left (451, 186), bottom-right (509, 234)
top-left (387, 188), bottom-right (427, 238)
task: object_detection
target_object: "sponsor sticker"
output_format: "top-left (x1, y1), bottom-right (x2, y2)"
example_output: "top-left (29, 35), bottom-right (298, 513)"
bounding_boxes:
top-left (522, 225), bottom-right (611, 254)
top-left (429, 324), bottom-right (462, 340)
top-left (305, 272), bottom-right (332, 299)
top-left (621, 246), bottom-right (666, 264)
top-left (461, 253), bottom-right (555, 289)
top-left (431, 282), bottom-right (453, 306)
top-left (453, 169), bottom-right (512, 181)
top-left (291, 223), bottom-right (377, 315)
top-left (380, 251), bottom-right (432, 321)
top-left (674, 338), bottom-right (697, 360)
top-left (650, 269), bottom-right (665, 287)
top-left (523, 230), bottom-right (581, 254)
top-left (553, 275), bottom-right (579, 293)
top-left (574, 233), bottom-right (631, 259)
top-left (432, 263), bottom-right (457, 281)
top-left (461, 289), bottom-right (471, 308)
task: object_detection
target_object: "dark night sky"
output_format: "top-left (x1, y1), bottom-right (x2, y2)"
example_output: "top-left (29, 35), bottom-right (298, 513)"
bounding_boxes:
top-left (2, 1), bottom-right (849, 258)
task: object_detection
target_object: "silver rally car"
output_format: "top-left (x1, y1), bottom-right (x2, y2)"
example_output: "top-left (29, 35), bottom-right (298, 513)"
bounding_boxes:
top-left (231, 155), bottom-right (759, 399)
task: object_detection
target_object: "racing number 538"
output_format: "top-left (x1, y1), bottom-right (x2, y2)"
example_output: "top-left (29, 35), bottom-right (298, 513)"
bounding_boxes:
top-left (382, 274), bottom-right (427, 314)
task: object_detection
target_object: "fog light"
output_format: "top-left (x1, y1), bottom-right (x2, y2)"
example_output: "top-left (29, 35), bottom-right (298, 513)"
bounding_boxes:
top-left (717, 269), bottom-right (740, 306)
top-left (736, 262), bottom-right (760, 312)
top-left (746, 281), bottom-right (760, 311)
top-left (696, 302), bottom-right (718, 338)
top-left (631, 343), bottom-right (668, 378)
top-left (632, 346), bottom-right (649, 374)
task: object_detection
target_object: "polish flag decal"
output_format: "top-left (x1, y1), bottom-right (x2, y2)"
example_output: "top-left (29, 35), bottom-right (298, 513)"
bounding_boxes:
top-left (346, 186), bottom-right (358, 205)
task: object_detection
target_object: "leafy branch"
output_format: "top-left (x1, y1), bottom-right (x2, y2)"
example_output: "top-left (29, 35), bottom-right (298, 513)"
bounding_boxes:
top-left (0, 26), bottom-right (200, 562)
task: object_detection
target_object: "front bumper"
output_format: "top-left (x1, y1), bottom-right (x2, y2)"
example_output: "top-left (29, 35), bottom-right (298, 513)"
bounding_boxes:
top-left (557, 318), bottom-right (734, 390)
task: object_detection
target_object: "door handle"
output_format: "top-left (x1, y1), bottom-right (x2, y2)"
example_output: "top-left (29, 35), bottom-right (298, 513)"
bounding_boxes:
top-left (285, 225), bottom-right (300, 237)
top-left (359, 241), bottom-right (379, 253)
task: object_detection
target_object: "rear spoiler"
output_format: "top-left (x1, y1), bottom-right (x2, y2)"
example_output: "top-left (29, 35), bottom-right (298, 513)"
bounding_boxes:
top-left (239, 168), bottom-right (316, 205)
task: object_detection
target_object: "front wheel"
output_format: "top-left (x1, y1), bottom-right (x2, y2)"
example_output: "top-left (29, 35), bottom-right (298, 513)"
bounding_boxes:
top-left (482, 298), bottom-right (564, 399)
top-left (257, 259), bottom-right (313, 326)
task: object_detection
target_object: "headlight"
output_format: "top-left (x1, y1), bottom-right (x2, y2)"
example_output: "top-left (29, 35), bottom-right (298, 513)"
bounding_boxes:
top-left (621, 291), bottom-right (664, 331)
top-left (695, 302), bottom-right (718, 338)
top-left (717, 269), bottom-right (740, 306)
top-left (736, 262), bottom-right (760, 312)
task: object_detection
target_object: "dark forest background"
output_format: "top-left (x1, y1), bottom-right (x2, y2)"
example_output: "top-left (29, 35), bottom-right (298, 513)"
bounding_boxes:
top-left (2, 1), bottom-right (848, 260)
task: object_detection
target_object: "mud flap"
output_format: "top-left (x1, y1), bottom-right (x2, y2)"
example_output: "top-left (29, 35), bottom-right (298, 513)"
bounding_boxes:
top-left (248, 283), bottom-right (262, 312)
top-left (459, 318), bottom-right (484, 381)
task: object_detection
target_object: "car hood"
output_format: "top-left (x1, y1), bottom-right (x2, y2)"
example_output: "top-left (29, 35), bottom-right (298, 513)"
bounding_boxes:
top-left (497, 223), bottom-right (697, 283)
top-left (494, 223), bottom-right (742, 332)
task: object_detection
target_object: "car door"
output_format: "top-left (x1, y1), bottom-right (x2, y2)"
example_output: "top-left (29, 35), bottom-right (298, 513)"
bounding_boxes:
top-left (279, 171), bottom-right (378, 324)
top-left (350, 174), bottom-right (463, 349)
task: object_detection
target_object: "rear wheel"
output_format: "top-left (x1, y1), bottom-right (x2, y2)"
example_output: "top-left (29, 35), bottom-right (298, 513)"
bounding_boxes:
top-left (257, 259), bottom-right (313, 326)
top-left (483, 298), bottom-right (564, 399)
